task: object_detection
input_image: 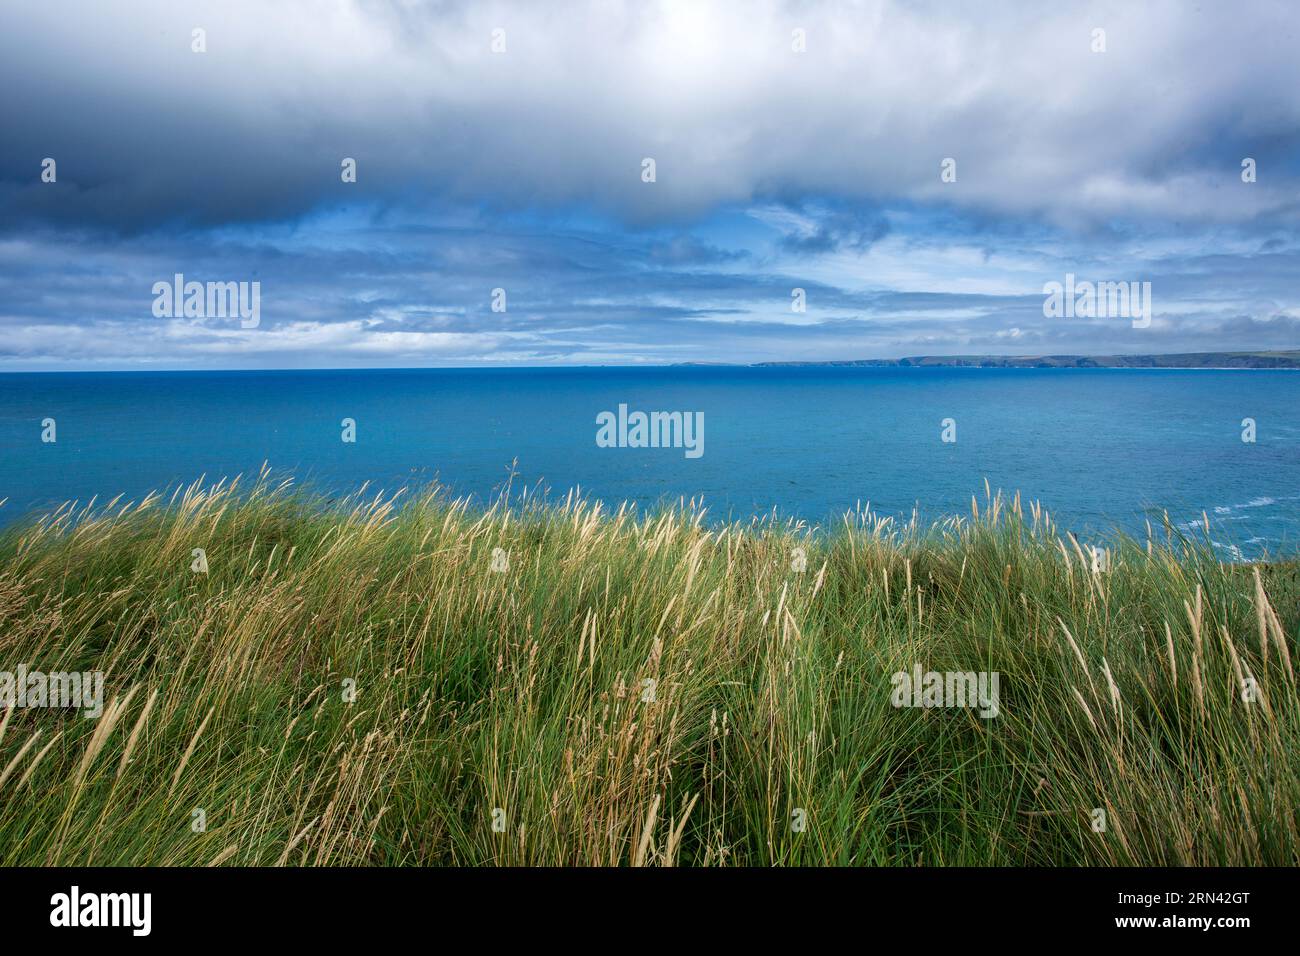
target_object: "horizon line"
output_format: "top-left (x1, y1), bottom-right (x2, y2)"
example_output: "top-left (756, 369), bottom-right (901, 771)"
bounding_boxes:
top-left (2, 347), bottom-right (1299, 375)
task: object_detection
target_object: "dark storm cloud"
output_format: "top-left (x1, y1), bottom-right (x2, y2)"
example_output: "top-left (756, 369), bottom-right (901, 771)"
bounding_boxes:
top-left (5, 0), bottom-right (1300, 234)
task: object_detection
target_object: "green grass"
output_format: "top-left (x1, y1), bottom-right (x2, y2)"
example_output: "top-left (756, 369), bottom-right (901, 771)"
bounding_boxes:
top-left (0, 472), bottom-right (1297, 866)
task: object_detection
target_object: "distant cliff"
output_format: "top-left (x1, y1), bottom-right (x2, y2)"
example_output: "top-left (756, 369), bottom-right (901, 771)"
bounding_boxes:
top-left (751, 351), bottom-right (1300, 369)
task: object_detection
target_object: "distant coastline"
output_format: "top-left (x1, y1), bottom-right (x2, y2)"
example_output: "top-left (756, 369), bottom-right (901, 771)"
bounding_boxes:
top-left (737, 350), bottom-right (1300, 370)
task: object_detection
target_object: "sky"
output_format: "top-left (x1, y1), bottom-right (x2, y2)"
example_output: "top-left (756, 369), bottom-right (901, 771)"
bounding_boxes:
top-left (1, 0), bottom-right (1298, 369)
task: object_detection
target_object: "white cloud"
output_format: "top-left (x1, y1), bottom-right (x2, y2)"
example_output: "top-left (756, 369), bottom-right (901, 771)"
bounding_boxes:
top-left (5, 0), bottom-right (1299, 229)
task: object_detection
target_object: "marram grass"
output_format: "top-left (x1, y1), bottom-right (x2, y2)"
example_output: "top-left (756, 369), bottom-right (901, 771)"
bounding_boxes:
top-left (0, 473), bottom-right (1297, 866)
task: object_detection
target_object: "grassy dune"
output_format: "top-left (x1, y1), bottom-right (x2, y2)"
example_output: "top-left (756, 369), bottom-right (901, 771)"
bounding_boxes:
top-left (0, 473), bottom-right (1297, 866)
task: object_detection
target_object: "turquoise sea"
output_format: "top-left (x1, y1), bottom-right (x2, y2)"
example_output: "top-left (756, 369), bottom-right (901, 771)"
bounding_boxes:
top-left (0, 366), bottom-right (1296, 558)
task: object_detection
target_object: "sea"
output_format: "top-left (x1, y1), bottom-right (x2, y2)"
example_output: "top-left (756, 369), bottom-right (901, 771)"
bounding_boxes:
top-left (0, 366), bottom-right (1295, 559)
